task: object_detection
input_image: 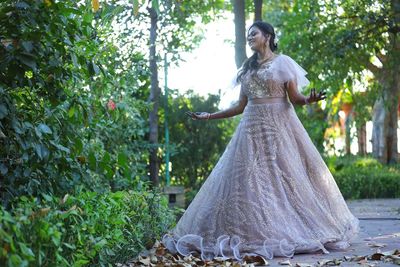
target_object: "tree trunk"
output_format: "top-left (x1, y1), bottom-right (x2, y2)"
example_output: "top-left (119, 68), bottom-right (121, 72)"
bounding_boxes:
top-left (233, 0), bottom-right (247, 68)
top-left (371, 3), bottom-right (399, 163)
top-left (345, 113), bottom-right (352, 155)
top-left (148, 6), bottom-right (160, 186)
top-left (387, 0), bottom-right (400, 163)
top-left (372, 81), bottom-right (399, 163)
top-left (372, 96), bottom-right (388, 162)
top-left (386, 90), bottom-right (398, 164)
top-left (253, 0), bottom-right (262, 21)
top-left (357, 122), bottom-right (367, 156)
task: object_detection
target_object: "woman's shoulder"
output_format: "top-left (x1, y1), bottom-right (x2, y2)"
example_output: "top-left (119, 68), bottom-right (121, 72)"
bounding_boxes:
top-left (272, 54), bottom-right (305, 70)
top-left (269, 53), bottom-right (310, 89)
top-left (274, 53), bottom-right (295, 63)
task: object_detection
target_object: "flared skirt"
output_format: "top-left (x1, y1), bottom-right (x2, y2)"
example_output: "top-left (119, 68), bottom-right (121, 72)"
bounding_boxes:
top-left (163, 100), bottom-right (359, 261)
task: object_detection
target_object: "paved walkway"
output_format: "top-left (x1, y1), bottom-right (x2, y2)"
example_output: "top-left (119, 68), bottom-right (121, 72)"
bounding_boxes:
top-left (266, 199), bottom-right (400, 267)
top-left (125, 199), bottom-right (400, 266)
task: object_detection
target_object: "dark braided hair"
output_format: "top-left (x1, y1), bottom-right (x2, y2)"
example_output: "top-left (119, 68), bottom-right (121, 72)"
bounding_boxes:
top-left (237, 21), bottom-right (278, 83)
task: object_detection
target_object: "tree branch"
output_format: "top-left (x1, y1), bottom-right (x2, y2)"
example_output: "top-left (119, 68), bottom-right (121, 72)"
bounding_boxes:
top-left (367, 61), bottom-right (381, 74)
top-left (376, 52), bottom-right (387, 64)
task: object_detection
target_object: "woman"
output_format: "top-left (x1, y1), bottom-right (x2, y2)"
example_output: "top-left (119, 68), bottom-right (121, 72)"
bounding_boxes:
top-left (162, 21), bottom-right (359, 261)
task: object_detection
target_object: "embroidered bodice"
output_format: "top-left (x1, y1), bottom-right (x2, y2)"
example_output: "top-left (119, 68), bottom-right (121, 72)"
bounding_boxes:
top-left (239, 54), bottom-right (310, 99)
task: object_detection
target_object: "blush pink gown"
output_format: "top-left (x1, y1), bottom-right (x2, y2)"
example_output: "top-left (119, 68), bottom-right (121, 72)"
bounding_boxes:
top-left (162, 54), bottom-right (359, 261)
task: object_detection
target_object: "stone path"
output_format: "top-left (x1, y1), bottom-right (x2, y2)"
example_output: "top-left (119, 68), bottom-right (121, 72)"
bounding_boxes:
top-left (266, 199), bottom-right (400, 267)
top-left (124, 199), bottom-right (400, 266)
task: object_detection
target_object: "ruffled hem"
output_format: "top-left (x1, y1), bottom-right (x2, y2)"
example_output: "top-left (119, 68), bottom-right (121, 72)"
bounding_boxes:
top-left (162, 231), bottom-right (357, 262)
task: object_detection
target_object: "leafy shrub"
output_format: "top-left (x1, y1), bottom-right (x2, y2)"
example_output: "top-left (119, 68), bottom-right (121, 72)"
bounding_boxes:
top-left (0, 190), bottom-right (174, 267)
top-left (328, 156), bottom-right (400, 199)
top-left (0, 1), bottom-right (151, 204)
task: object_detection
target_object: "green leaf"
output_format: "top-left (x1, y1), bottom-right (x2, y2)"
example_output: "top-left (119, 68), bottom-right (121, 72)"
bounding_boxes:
top-left (71, 53), bottom-right (78, 67)
top-left (21, 41), bottom-right (33, 53)
top-left (50, 141), bottom-right (70, 153)
top-left (74, 138), bottom-right (83, 154)
top-left (0, 104), bottom-right (8, 119)
top-left (133, 0), bottom-right (139, 16)
top-left (102, 151), bottom-right (111, 163)
top-left (37, 123), bottom-right (52, 134)
top-left (15, 2), bottom-right (29, 9)
top-left (88, 151), bottom-right (97, 170)
top-left (19, 243), bottom-right (35, 259)
top-left (104, 166), bottom-right (114, 179)
top-left (12, 119), bottom-right (23, 134)
top-left (17, 52), bottom-right (37, 71)
top-left (35, 144), bottom-right (49, 160)
top-left (68, 106), bottom-right (75, 118)
top-left (63, 243), bottom-right (76, 250)
top-left (118, 152), bottom-right (128, 167)
top-left (42, 193), bottom-right (53, 202)
top-left (94, 239), bottom-right (107, 249)
top-left (151, 0), bottom-right (160, 15)
top-left (0, 163), bottom-right (8, 175)
top-left (73, 259), bottom-right (90, 267)
top-left (92, 62), bottom-right (100, 75)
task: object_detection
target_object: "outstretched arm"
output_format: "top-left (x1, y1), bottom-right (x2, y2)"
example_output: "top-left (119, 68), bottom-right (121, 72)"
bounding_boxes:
top-left (285, 80), bottom-right (326, 105)
top-left (186, 91), bottom-right (248, 121)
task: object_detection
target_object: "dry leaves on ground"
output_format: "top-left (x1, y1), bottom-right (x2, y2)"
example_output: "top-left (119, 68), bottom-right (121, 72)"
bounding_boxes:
top-left (118, 241), bottom-right (400, 267)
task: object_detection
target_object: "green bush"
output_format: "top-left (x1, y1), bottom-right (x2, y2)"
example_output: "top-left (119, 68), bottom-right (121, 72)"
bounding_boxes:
top-left (329, 156), bottom-right (400, 199)
top-left (0, 1), bottom-right (151, 204)
top-left (0, 190), bottom-right (174, 267)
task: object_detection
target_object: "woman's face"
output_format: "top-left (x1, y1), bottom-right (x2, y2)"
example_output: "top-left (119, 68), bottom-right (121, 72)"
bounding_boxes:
top-left (247, 26), bottom-right (268, 52)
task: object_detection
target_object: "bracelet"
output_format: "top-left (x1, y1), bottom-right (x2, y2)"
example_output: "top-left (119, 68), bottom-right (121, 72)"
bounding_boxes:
top-left (206, 113), bottom-right (211, 120)
top-left (304, 98), bottom-right (309, 105)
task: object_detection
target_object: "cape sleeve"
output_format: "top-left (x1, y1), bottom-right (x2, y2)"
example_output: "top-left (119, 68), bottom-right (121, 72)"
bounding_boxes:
top-left (269, 54), bottom-right (310, 91)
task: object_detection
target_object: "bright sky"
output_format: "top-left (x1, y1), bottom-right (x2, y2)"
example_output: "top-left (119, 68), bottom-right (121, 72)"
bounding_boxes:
top-left (167, 14), bottom-right (241, 109)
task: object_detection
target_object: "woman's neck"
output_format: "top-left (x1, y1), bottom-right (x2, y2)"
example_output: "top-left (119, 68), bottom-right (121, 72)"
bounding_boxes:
top-left (257, 49), bottom-right (275, 62)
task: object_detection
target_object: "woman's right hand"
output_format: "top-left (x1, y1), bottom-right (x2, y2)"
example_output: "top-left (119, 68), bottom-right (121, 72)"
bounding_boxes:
top-left (185, 111), bottom-right (210, 121)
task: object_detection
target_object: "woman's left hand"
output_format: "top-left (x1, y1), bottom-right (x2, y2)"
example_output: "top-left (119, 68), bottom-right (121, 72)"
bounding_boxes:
top-left (307, 88), bottom-right (327, 103)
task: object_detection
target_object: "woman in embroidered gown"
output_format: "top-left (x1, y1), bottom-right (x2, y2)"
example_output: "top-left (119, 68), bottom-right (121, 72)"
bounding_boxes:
top-left (162, 21), bottom-right (359, 261)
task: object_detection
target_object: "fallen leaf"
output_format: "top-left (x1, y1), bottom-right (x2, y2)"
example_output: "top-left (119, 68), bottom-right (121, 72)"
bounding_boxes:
top-left (150, 255), bottom-right (158, 263)
top-left (350, 256), bottom-right (367, 262)
top-left (155, 246), bottom-right (166, 256)
top-left (369, 253), bottom-right (384, 260)
top-left (138, 256), bottom-right (150, 265)
top-left (316, 259), bottom-right (333, 266)
top-left (279, 260), bottom-right (291, 265)
top-left (358, 259), bottom-right (368, 264)
top-left (295, 263), bottom-right (312, 267)
top-left (367, 242), bottom-right (387, 248)
top-left (386, 255), bottom-right (400, 261)
top-left (343, 256), bottom-right (352, 261)
top-left (333, 259), bottom-right (342, 265)
top-left (243, 255), bottom-right (269, 265)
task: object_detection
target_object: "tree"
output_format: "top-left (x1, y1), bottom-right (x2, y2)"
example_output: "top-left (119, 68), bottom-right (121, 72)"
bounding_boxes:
top-left (0, 0), bottom-right (151, 202)
top-left (125, 0), bottom-right (225, 185)
top-left (147, 3), bottom-right (161, 186)
top-left (253, 0), bottom-right (263, 21)
top-left (267, 0), bottom-right (400, 163)
top-left (233, 0), bottom-right (247, 68)
top-left (159, 90), bottom-right (239, 202)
